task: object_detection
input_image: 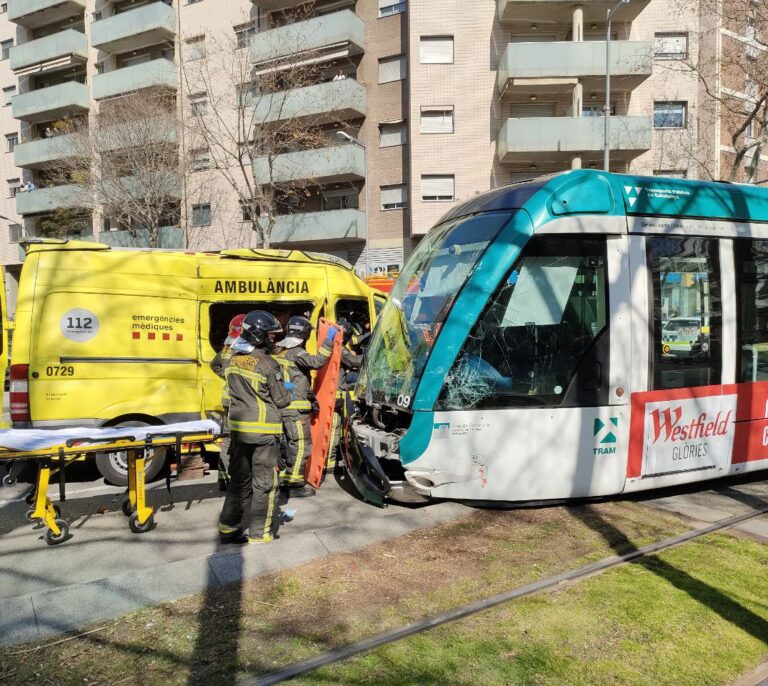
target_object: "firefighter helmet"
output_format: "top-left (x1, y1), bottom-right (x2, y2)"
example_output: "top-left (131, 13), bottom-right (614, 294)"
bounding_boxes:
top-left (240, 310), bottom-right (282, 348)
top-left (285, 316), bottom-right (313, 342)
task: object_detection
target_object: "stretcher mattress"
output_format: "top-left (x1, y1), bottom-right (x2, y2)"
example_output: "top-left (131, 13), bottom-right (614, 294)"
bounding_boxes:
top-left (0, 420), bottom-right (220, 452)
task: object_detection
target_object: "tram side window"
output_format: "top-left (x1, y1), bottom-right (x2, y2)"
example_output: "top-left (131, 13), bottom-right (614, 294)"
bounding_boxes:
top-left (437, 236), bottom-right (608, 410)
top-left (647, 236), bottom-right (721, 390)
top-left (735, 240), bottom-right (768, 382)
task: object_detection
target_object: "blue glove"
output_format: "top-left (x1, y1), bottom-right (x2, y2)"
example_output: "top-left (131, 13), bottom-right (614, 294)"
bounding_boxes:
top-left (325, 326), bottom-right (340, 344)
top-left (284, 381), bottom-right (294, 391)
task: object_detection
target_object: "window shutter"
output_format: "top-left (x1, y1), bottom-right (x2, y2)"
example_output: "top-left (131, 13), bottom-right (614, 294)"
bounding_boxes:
top-left (379, 123), bottom-right (407, 147)
top-left (509, 102), bottom-right (557, 117)
top-left (420, 36), bottom-right (453, 63)
top-left (421, 175), bottom-right (454, 199)
top-left (420, 109), bottom-right (453, 133)
top-left (379, 55), bottom-right (406, 83)
top-left (381, 184), bottom-right (407, 206)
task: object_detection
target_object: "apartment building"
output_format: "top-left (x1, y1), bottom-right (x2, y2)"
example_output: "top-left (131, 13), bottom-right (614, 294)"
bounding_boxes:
top-left (0, 0), bottom-right (762, 314)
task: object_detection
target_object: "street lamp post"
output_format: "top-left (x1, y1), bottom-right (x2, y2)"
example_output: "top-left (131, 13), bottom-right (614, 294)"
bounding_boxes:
top-left (336, 130), bottom-right (369, 276)
top-left (604, 0), bottom-right (631, 171)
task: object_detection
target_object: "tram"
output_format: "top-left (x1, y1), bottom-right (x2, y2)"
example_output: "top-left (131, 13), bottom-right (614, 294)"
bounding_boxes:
top-left (343, 170), bottom-right (768, 505)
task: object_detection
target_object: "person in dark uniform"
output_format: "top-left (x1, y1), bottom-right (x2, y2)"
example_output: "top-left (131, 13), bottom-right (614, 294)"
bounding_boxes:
top-left (218, 311), bottom-right (292, 544)
top-left (273, 316), bottom-right (338, 497)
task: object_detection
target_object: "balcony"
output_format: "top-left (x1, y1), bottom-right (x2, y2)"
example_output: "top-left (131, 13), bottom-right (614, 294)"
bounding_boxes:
top-left (10, 29), bottom-right (88, 75)
top-left (14, 134), bottom-right (78, 169)
top-left (12, 81), bottom-right (89, 123)
top-left (91, 2), bottom-right (176, 54)
top-left (16, 184), bottom-right (90, 215)
top-left (271, 208), bottom-right (366, 244)
top-left (92, 58), bottom-right (177, 100)
top-left (8, 0), bottom-right (85, 29)
top-left (253, 145), bottom-right (365, 185)
top-left (251, 10), bottom-right (364, 67)
top-left (497, 0), bottom-right (649, 24)
top-left (253, 79), bottom-right (366, 126)
top-left (249, 0), bottom-right (305, 11)
top-left (98, 226), bottom-right (183, 248)
top-left (497, 115), bottom-right (652, 163)
top-left (497, 41), bottom-right (652, 93)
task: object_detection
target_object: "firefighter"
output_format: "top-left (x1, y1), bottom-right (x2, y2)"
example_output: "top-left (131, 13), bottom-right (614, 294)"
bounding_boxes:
top-left (210, 313), bottom-right (246, 491)
top-left (326, 317), bottom-right (363, 470)
top-left (273, 316), bottom-right (338, 497)
top-left (218, 310), bottom-right (293, 544)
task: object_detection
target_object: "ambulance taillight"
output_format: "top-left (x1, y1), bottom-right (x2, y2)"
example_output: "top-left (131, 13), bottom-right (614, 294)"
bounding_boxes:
top-left (9, 364), bottom-right (30, 422)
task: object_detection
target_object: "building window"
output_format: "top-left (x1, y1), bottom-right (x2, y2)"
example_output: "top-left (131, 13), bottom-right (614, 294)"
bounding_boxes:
top-left (8, 177), bottom-right (20, 198)
top-left (379, 122), bottom-right (407, 147)
top-left (654, 33), bottom-right (687, 59)
top-left (191, 203), bottom-right (211, 226)
top-left (9, 223), bottom-right (21, 243)
top-left (0, 40), bottom-right (12, 60)
top-left (322, 188), bottom-right (359, 211)
top-left (381, 183), bottom-right (407, 210)
top-left (378, 0), bottom-right (406, 16)
top-left (1, 4), bottom-right (7, 14)
top-left (420, 36), bottom-right (453, 64)
top-left (234, 22), bottom-right (256, 49)
top-left (378, 55), bottom-right (406, 83)
top-left (5, 132), bottom-right (17, 152)
top-left (420, 107), bottom-right (454, 133)
top-left (241, 201), bottom-right (256, 222)
top-left (582, 104), bottom-right (614, 116)
top-left (189, 93), bottom-right (208, 116)
top-left (191, 149), bottom-right (212, 171)
top-left (421, 174), bottom-right (454, 201)
top-left (2, 85), bottom-right (14, 106)
top-left (653, 170), bottom-right (688, 178)
top-left (187, 0), bottom-right (202, 3)
top-left (654, 101), bottom-right (687, 128)
top-left (186, 36), bottom-right (206, 61)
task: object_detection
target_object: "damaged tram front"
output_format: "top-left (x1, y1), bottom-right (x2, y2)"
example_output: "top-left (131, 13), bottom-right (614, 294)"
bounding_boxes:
top-left (343, 170), bottom-right (768, 506)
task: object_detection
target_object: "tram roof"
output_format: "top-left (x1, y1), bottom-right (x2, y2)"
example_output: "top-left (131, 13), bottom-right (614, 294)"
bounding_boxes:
top-left (440, 170), bottom-right (768, 226)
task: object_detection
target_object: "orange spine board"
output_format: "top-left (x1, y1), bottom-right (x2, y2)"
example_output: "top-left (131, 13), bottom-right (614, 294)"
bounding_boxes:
top-left (306, 318), bottom-right (342, 488)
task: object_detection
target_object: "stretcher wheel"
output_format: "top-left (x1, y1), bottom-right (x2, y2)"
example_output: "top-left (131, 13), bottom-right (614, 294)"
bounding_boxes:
top-left (25, 504), bottom-right (60, 522)
top-left (45, 519), bottom-right (69, 546)
top-left (25, 492), bottom-right (35, 505)
top-left (121, 497), bottom-right (134, 517)
top-left (2, 474), bottom-right (16, 487)
top-left (129, 511), bottom-right (155, 534)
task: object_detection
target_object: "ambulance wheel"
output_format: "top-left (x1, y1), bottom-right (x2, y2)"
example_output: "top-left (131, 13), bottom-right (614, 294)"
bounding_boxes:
top-left (129, 511), bottom-right (155, 534)
top-left (121, 497), bottom-right (134, 517)
top-left (95, 419), bottom-right (165, 486)
top-left (45, 520), bottom-right (69, 546)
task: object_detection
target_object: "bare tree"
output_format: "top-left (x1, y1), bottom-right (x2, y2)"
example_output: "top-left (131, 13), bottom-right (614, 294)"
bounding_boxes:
top-left (44, 87), bottom-right (187, 247)
top-left (181, 4), bottom-right (354, 248)
top-left (661, 0), bottom-right (768, 182)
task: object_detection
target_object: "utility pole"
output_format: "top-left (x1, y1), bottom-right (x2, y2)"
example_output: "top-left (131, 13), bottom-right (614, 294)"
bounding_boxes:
top-left (604, 0), bottom-right (631, 171)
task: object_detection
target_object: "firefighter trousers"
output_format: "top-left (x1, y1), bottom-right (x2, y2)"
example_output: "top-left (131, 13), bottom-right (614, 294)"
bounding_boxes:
top-left (282, 412), bottom-right (311, 485)
top-left (219, 435), bottom-right (280, 539)
top-left (325, 410), bottom-right (342, 470)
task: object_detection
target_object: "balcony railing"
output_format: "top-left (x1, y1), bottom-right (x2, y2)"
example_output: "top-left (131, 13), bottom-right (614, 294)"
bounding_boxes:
top-left (251, 10), bottom-right (364, 66)
top-left (271, 208), bottom-right (366, 244)
top-left (253, 145), bottom-right (365, 184)
top-left (14, 134), bottom-right (78, 169)
top-left (16, 184), bottom-right (90, 215)
top-left (12, 81), bottom-right (89, 123)
top-left (91, 2), bottom-right (176, 54)
top-left (253, 78), bottom-right (366, 125)
top-left (497, 41), bottom-right (653, 92)
top-left (10, 29), bottom-right (88, 74)
top-left (92, 58), bottom-right (177, 100)
top-left (8, 0), bottom-right (85, 28)
top-left (497, 116), bottom-right (652, 162)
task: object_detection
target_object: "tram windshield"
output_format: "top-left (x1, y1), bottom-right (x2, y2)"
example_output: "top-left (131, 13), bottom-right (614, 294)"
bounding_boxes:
top-left (358, 211), bottom-right (515, 408)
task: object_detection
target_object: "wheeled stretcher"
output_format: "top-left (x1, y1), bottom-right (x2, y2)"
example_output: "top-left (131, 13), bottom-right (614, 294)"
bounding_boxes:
top-left (0, 420), bottom-right (220, 545)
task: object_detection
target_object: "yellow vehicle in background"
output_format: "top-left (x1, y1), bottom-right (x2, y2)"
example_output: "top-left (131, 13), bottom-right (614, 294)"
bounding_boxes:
top-left (10, 239), bottom-right (382, 484)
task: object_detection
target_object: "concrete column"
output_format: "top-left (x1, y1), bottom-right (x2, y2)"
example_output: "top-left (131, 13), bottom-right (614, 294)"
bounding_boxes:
top-left (572, 80), bottom-right (583, 117)
top-left (572, 5), bottom-right (584, 42)
top-left (571, 156), bottom-right (582, 169)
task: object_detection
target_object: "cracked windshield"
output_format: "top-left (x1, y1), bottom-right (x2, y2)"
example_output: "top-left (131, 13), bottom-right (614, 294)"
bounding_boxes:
top-left (358, 211), bottom-right (514, 408)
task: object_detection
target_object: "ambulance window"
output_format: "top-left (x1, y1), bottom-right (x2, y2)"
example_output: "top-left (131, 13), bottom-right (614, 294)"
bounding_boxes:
top-left (374, 294), bottom-right (387, 317)
top-left (207, 301), bottom-right (314, 351)
top-left (335, 298), bottom-right (371, 335)
top-left (735, 239), bottom-right (768, 382)
top-left (647, 236), bottom-right (721, 390)
top-left (437, 235), bottom-right (609, 410)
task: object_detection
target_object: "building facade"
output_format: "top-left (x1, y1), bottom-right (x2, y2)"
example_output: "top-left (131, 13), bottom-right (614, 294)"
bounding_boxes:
top-left (0, 0), bottom-right (763, 314)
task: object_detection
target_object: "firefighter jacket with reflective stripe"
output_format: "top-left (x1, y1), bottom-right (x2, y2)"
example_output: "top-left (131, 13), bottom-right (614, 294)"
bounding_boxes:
top-left (211, 346), bottom-right (234, 407)
top-left (226, 349), bottom-right (292, 440)
top-left (336, 346), bottom-right (363, 397)
top-left (273, 341), bottom-right (332, 413)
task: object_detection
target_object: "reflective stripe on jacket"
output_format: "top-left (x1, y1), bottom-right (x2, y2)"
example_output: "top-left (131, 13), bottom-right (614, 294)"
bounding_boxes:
top-left (273, 341), bottom-right (332, 413)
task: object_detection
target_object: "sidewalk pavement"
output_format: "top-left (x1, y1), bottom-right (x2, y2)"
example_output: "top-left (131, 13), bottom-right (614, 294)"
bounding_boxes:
top-left (0, 472), bottom-right (471, 647)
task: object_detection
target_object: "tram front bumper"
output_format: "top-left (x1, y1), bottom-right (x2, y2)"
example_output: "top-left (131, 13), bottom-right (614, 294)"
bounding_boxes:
top-left (341, 410), bottom-right (391, 508)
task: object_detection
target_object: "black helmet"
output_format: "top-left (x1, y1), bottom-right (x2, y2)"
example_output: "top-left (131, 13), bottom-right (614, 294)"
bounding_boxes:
top-left (337, 317), bottom-right (362, 344)
top-left (285, 316), bottom-right (313, 342)
top-left (240, 310), bottom-right (282, 348)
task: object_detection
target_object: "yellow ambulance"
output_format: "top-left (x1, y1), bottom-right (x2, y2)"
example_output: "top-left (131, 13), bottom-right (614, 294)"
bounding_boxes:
top-left (10, 239), bottom-right (385, 484)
